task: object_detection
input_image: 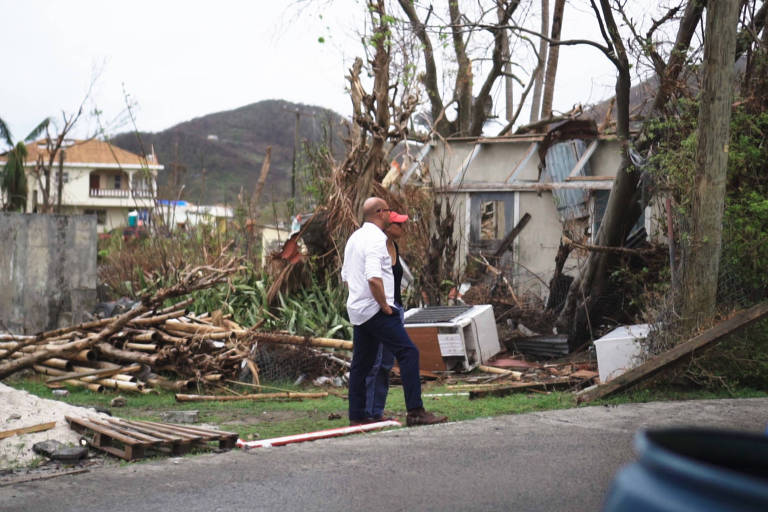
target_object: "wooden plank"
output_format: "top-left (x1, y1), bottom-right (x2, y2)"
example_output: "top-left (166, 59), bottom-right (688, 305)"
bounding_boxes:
top-left (65, 416), bottom-right (146, 446)
top-left (504, 142), bottom-right (538, 182)
top-left (451, 143), bottom-right (482, 185)
top-left (45, 364), bottom-right (142, 385)
top-left (95, 420), bottom-right (166, 444)
top-left (565, 175), bottom-right (615, 181)
top-left (578, 302), bottom-right (768, 403)
top-left (0, 421), bottom-right (56, 440)
top-left (118, 420), bottom-right (200, 441)
top-left (174, 392), bottom-right (329, 403)
top-left (492, 213), bottom-right (531, 258)
top-left (566, 139), bottom-right (599, 179)
top-left (468, 377), bottom-right (576, 399)
top-left (477, 365), bottom-right (522, 380)
top-left (131, 419), bottom-right (235, 440)
top-left (109, 419), bottom-right (186, 443)
top-left (570, 369), bottom-right (599, 380)
top-left (439, 180), bottom-right (615, 192)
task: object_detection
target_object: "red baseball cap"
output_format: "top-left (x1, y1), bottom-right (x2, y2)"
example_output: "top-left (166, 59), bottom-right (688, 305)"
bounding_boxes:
top-left (389, 211), bottom-right (409, 223)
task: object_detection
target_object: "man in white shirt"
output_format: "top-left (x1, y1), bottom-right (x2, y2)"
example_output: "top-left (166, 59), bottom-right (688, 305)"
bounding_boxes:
top-left (341, 197), bottom-right (447, 427)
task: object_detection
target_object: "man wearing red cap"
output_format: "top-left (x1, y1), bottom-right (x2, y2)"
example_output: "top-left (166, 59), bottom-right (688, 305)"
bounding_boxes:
top-left (341, 197), bottom-right (447, 427)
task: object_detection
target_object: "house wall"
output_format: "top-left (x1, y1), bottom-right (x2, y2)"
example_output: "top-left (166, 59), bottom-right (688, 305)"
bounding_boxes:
top-left (427, 143), bottom-right (476, 184)
top-left (0, 212), bottom-right (97, 334)
top-left (590, 142), bottom-right (623, 177)
top-left (464, 142), bottom-right (541, 182)
top-left (515, 191), bottom-right (582, 299)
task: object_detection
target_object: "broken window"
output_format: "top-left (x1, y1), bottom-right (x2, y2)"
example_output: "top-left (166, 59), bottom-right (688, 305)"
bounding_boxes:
top-left (479, 201), bottom-right (505, 240)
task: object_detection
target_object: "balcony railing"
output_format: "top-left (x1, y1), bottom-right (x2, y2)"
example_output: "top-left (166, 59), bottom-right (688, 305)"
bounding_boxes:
top-left (131, 187), bottom-right (155, 199)
top-left (90, 188), bottom-right (130, 198)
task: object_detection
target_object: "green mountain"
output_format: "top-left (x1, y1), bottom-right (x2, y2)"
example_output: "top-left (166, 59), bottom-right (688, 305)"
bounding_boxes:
top-left (110, 100), bottom-right (348, 207)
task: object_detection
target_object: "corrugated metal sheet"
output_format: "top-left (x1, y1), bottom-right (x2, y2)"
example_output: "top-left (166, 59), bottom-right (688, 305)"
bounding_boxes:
top-left (540, 140), bottom-right (592, 221)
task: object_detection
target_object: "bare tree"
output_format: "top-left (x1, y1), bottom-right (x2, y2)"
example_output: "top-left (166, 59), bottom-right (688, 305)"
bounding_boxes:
top-left (397, 0), bottom-right (523, 137)
top-left (30, 99), bottom-right (89, 213)
top-left (539, 0), bottom-right (565, 119)
top-left (529, 0), bottom-right (550, 123)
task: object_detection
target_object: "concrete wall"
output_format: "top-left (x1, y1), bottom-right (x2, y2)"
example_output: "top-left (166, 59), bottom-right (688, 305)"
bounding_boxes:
top-left (0, 213), bottom-right (97, 334)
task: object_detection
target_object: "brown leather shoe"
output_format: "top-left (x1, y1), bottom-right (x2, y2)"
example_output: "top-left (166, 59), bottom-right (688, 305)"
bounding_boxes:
top-left (406, 408), bottom-right (448, 426)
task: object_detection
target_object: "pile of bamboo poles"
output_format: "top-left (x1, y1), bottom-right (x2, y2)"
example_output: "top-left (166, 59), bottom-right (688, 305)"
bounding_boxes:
top-left (0, 296), bottom-right (353, 393)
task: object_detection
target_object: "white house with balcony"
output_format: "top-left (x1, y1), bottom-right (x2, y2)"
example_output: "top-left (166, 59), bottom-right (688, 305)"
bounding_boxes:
top-left (4, 138), bottom-right (163, 233)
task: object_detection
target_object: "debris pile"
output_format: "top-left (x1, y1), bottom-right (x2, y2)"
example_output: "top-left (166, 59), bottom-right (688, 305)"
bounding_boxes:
top-left (0, 305), bottom-right (352, 394)
top-left (0, 258), bottom-right (352, 394)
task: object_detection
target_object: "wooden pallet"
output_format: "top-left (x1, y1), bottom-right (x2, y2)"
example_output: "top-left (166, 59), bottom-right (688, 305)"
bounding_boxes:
top-left (65, 416), bottom-right (238, 461)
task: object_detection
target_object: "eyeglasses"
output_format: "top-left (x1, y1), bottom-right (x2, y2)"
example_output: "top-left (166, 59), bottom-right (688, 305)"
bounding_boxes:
top-left (376, 208), bottom-right (392, 213)
top-left (391, 222), bottom-right (403, 226)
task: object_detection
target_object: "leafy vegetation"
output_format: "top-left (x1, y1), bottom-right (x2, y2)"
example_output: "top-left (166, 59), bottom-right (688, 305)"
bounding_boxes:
top-left (0, 116), bottom-right (50, 211)
top-left (643, 98), bottom-right (768, 387)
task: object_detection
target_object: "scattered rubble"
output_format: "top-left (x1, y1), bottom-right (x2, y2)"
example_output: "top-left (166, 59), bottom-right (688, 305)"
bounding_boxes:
top-left (0, 382), bottom-right (108, 467)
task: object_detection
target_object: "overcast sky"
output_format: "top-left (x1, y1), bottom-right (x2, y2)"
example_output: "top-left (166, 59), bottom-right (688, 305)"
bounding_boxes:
top-left (0, 0), bottom-right (642, 141)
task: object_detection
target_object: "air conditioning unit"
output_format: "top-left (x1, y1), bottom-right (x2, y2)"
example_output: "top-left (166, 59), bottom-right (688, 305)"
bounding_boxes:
top-left (403, 305), bottom-right (501, 372)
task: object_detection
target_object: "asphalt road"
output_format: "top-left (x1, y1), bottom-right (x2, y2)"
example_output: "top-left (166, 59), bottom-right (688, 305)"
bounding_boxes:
top-left (2, 398), bottom-right (767, 512)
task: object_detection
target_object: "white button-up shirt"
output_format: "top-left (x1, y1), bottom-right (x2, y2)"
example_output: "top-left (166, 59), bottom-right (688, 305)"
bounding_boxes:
top-left (341, 222), bottom-right (394, 325)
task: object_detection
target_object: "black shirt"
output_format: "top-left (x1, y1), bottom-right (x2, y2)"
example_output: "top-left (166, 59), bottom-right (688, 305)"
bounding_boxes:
top-left (392, 241), bottom-right (403, 305)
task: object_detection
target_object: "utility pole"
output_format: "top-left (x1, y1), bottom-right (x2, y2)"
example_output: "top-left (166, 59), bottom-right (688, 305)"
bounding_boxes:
top-left (680, 0), bottom-right (740, 329)
top-left (282, 106), bottom-right (315, 217)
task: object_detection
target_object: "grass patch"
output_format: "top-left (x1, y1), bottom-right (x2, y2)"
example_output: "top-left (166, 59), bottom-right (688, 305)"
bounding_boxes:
top-left (6, 374), bottom-right (767, 448)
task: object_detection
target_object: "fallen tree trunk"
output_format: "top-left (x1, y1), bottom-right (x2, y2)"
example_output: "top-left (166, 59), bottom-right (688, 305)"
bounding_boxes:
top-left (95, 342), bottom-right (160, 366)
top-left (249, 331), bottom-right (353, 350)
top-left (44, 364), bottom-right (142, 384)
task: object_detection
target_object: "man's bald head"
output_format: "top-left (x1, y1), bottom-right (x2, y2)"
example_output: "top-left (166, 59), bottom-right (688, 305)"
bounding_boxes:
top-left (363, 197), bottom-right (385, 220)
top-left (362, 197), bottom-right (390, 229)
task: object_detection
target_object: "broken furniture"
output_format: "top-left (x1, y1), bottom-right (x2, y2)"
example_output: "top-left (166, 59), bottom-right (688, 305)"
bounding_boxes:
top-left (404, 305), bottom-right (501, 372)
top-left (66, 416), bottom-right (237, 461)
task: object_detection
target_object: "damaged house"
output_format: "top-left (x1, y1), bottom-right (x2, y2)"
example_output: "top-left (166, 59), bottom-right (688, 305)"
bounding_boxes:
top-left (396, 119), bottom-right (666, 306)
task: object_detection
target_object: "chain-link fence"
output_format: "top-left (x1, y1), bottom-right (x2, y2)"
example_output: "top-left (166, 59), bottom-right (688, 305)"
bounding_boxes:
top-left (241, 343), bottom-right (349, 386)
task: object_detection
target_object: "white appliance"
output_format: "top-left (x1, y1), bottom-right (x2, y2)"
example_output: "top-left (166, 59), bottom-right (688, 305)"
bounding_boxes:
top-left (403, 305), bottom-right (501, 372)
top-left (593, 323), bottom-right (651, 383)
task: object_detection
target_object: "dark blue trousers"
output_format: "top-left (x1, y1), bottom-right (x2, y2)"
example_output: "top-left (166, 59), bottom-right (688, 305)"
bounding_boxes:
top-left (365, 343), bottom-right (395, 418)
top-left (349, 308), bottom-right (422, 421)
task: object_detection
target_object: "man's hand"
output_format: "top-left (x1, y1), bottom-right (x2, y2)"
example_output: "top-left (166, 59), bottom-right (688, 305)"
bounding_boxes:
top-left (368, 277), bottom-right (393, 316)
